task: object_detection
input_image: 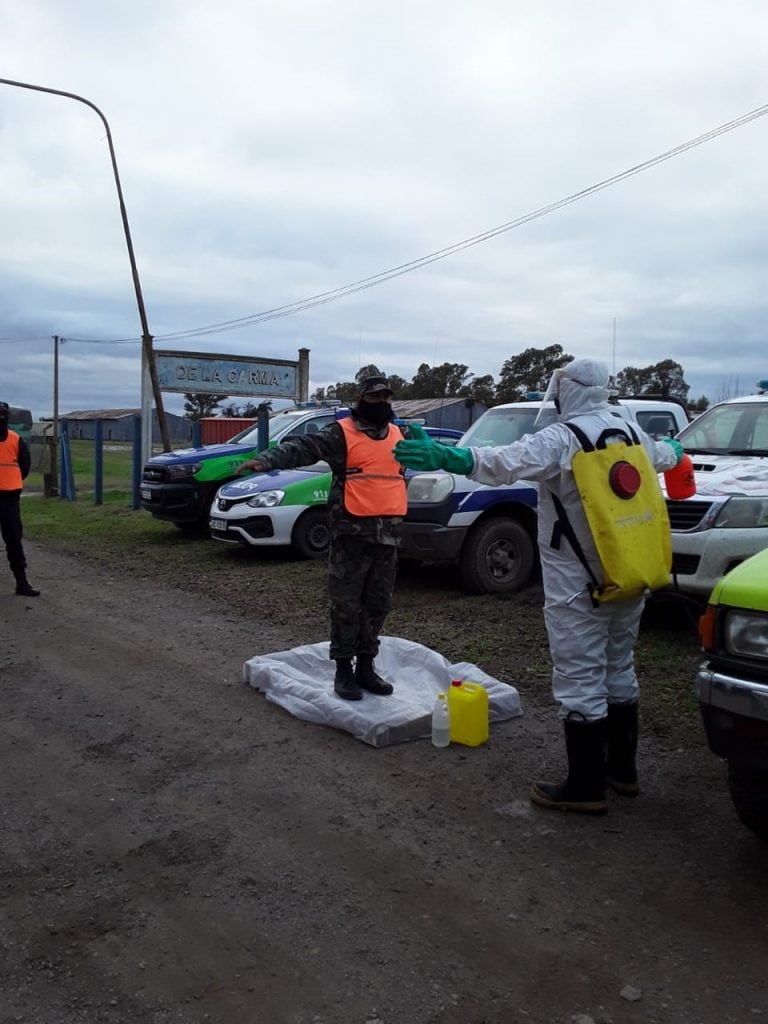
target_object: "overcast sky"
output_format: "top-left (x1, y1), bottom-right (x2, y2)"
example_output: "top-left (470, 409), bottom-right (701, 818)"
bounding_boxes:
top-left (2, 0), bottom-right (767, 420)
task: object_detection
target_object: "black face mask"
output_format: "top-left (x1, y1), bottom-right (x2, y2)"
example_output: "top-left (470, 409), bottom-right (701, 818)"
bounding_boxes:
top-left (0, 416), bottom-right (8, 442)
top-left (357, 399), bottom-right (393, 427)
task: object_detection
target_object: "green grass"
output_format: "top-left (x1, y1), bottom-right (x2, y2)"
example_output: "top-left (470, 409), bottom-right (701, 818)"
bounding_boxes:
top-left (27, 439), bottom-right (136, 494)
top-left (24, 491), bottom-right (167, 543)
top-left (22, 489), bottom-right (326, 582)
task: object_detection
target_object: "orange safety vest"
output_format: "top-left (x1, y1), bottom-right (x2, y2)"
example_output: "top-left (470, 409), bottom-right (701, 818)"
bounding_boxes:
top-left (0, 431), bottom-right (23, 491)
top-left (339, 417), bottom-right (407, 517)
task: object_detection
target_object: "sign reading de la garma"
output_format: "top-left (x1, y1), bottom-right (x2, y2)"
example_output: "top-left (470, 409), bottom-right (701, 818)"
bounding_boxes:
top-left (155, 349), bottom-right (309, 401)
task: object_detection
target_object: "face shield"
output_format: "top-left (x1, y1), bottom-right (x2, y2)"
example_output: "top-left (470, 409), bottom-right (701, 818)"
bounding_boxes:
top-left (532, 367), bottom-right (567, 428)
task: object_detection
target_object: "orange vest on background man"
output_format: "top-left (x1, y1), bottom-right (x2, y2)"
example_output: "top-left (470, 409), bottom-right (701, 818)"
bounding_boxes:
top-left (0, 431), bottom-right (23, 491)
top-left (339, 417), bottom-right (407, 517)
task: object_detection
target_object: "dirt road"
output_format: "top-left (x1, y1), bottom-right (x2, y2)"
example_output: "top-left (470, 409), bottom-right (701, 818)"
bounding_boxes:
top-left (1, 543), bottom-right (766, 1024)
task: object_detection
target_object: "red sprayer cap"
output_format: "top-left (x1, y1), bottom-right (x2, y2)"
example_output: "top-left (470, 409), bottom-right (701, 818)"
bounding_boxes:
top-left (451, 680), bottom-right (462, 687)
top-left (608, 460), bottom-right (641, 499)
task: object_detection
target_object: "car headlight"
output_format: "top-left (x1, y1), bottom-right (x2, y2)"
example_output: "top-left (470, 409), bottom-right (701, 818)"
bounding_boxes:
top-left (166, 462), bottom-right (201, 478)
top-left (712, 496), bottom-right (768, 529)
top-left (246, 489), bottom-right (285, 508)
top-left (724, 610), bottom-right (768, 660)
top-left (407, 472), bottom-right (455, 504)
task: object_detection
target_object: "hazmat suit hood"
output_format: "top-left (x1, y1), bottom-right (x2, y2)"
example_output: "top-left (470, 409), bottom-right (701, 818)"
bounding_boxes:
top-left (536, 358), bottom-right (613, 424)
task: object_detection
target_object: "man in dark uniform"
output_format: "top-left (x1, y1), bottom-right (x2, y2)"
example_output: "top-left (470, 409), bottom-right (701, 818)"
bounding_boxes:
top-left (237, 376), bottom-right (406, 700)
top-left (0, 402), bottom-right (40, 597)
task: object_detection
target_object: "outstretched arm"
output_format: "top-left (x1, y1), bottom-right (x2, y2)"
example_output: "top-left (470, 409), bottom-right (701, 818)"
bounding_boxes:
top-left (652, 436), bottom-right (684, 471)
top-left (236, 422), bottom-right (344, 476)
top-left (393, 423), bottom-right (475, 474)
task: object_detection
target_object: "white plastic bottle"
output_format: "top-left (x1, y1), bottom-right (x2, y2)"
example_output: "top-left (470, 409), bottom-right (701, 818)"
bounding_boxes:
top-left (431, 692), bottom-right (450, 748)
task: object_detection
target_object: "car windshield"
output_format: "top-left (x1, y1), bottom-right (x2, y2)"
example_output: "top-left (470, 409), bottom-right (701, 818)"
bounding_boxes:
top-left (227, 411), bottom-right (311, 445)
top-left (677, 401), bottom-right (768, 455)
top-left (459, 405), bottom-right (557, 447)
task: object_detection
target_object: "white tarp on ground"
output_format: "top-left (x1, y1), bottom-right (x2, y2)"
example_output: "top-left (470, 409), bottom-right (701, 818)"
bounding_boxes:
top-left (242, 636), bottom-right (523, 747)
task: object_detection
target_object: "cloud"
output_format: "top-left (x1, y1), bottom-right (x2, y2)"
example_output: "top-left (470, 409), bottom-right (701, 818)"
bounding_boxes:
top-left (2, 0), bottom-right (768, 419)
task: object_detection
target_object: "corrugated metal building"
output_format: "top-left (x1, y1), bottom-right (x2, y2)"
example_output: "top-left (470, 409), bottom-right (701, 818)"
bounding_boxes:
top-left (62, 409), bottom-right (192, 444)
top-left (391, 398), bottom-right (486, 433)
top-left (199, 397), bottom-right (486, 444)
top-left (200, 417), bottom-right (258, 444)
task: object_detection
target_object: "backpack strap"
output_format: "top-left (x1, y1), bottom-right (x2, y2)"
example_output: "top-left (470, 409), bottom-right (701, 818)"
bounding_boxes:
top-left (549, 491), bottom-right (603, 607)
top-left (593, 423), bottom-right (640, 449)
top-left (563, 420), bottom-right (593, 451)
top-left (547, 421), bottom-right (612, 607)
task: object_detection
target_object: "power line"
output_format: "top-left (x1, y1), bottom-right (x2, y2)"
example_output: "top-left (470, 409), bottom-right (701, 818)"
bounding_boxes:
top-left (53, 99), bottom-right (768, 346)
top-left (0, 335), bottom-right (50, 344)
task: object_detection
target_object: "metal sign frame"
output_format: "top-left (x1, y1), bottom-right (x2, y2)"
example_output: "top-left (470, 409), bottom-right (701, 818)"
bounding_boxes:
top-left (140, 347), bottom-right (310, 461)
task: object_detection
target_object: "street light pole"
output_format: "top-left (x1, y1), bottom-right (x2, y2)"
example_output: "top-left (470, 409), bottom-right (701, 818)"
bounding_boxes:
top-left (0, 76), bottom-right (172, 458)
top-left (52, 333), bottom-right (60, 496)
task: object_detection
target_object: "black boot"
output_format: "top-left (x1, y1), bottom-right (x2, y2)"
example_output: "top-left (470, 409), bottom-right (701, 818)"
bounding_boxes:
top-left (606, 701), bottom-right (640, 796)
top-left (355, 655), bottom-right (393, 696)
top-left (531, 717), bottom-right (608, 815)
top-left (15, 576), bottom-right (40, 597)
top-left (334, 658), bottom-right (362, 701)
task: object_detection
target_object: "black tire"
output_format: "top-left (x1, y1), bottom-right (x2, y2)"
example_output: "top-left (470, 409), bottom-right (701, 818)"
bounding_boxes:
top-left (292, 507), bottom-right (331, 559)
top-left (459, 517), bottom-right (535, 595)
top-left (727, 761), bottom-right (768, 841)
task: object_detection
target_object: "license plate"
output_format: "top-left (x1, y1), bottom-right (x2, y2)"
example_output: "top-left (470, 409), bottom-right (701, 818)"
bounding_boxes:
top-left (140, 488), bottom-right (151, 500)
top-left (210, 518), bottom-right (227, 531)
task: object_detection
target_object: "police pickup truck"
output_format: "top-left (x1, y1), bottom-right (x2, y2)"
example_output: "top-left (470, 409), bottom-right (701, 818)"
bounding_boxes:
top-left (140, 404), bottom-right (343, 530)
top-left (663, 382), bottom-right (768, 598)
top-left (400, 396), bottom-right (690, 595)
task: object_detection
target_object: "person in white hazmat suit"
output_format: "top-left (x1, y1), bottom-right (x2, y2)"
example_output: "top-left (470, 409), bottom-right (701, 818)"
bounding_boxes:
top-left (393, 358), bottom-right (684, 815)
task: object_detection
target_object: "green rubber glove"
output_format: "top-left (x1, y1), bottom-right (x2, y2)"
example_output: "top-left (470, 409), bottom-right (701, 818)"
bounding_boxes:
top-left (662, 437), bottom-right (684, 465)
top-left (394, 423), bottom-right (474, 474)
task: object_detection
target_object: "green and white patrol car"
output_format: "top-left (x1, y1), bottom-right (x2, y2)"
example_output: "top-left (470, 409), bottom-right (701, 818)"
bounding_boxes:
top-left (209, 424), bottom-right (462, 558)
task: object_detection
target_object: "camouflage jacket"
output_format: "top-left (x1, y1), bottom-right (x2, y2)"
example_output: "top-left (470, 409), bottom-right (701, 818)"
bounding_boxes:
top-left (255, 415), bottom-right (406, 545)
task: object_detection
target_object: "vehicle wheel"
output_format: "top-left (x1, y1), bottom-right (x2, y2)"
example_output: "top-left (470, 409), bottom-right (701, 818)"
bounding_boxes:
top-left (292, 507), bottom-right (331, 559)
top-left (727, 761), bottom-right (768, 841)
top-left (459, 517), bottom-right (534, 595)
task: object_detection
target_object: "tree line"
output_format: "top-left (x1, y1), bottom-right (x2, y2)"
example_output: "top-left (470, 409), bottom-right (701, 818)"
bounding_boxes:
top-left (183, 345), bottom-right (710, 418)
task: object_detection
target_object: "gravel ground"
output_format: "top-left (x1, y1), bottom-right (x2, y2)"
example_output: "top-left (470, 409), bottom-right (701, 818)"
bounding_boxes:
top-left (1, 538), bottom-right (766, 1024)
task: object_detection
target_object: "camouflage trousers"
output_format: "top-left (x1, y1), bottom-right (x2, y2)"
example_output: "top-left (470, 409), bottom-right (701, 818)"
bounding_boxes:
top-left (327, 536), bottom-right (398, 660)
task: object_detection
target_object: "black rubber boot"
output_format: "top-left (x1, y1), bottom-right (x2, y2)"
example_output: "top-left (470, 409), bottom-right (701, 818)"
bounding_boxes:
top-left (531, 717), bottom-right (608, 815)
top-left (334, 658), bottom-right (362, 701)
top-left (15, 576), bottom-right (40, 597)
top-left (606, 701), bottom-right (640, 796)
top-left (355, 655), bottom-right (393, 696)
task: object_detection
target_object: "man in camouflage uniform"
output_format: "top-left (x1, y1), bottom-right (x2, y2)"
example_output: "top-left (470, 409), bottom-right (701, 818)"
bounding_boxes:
top-left (237, 376), bottom-right (406, 701)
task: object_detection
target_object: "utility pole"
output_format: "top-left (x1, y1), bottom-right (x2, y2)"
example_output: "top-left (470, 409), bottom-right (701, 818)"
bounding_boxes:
top-left (51, 334), bottom-right (60, 495)
top-left (42, 333), bottom-right (63, 497)
top-left (0, 76), bottom-right (172, 462)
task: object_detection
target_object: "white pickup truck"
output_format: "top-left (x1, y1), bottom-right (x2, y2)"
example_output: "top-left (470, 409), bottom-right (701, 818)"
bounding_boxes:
top-left (400, 395), bottom-right (690, 595)
top-left (664, 383), bottom-right (768, 597)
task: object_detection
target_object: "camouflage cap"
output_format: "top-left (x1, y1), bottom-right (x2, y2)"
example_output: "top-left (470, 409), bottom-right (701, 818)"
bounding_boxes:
top-left (358, 375), bottom-right (392, 398)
